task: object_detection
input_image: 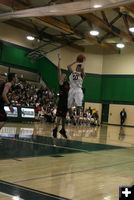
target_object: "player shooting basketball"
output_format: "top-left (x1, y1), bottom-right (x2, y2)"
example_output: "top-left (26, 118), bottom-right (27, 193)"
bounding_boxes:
top-left (67, 54), bottom-right (86, 124)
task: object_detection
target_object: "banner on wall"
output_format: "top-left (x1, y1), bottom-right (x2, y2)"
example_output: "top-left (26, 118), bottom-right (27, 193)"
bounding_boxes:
top-left (21, 108), bottom-right (35, 118)
top-left (4, 106), bottom-right (18, 118)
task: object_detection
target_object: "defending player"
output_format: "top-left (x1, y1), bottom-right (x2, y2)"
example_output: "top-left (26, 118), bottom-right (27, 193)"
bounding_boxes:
top-left (53, 54), bottom-right (69, 139)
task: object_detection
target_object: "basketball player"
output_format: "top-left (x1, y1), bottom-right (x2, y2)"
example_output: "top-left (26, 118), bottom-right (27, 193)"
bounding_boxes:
top-left (67, 56), bottom-right (86, 124)
top-left (0, 73), bottom-right (18, 130)
top-left (53, 54), bottom-right (69, 139)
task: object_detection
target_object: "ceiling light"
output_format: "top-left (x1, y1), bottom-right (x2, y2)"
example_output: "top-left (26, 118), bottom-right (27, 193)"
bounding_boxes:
top-left (129, 27), bottom-right (134, 32)
top-left (93, 5), bottom-right (102, 8)
top-left (26, 36), bottom-right (35, 41)
top-left (90, 30), bottom-right (99, 36)
top-left (116, 43), bottom-right (125, 48)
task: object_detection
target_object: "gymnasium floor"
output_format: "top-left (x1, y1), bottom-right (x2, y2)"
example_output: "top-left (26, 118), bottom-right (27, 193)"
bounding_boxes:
top-left (0, 122), bottom-right (134, 200)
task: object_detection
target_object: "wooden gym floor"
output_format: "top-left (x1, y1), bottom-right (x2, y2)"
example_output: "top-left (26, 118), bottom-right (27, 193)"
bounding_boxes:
top-left (0, 122), bottom-right (134, 200)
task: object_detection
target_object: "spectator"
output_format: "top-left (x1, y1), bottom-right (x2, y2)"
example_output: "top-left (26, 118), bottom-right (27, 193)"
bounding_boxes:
top-left (89, 107), bottom-right (92, 115)
top-left (120, 108), bottom-right (127, 126)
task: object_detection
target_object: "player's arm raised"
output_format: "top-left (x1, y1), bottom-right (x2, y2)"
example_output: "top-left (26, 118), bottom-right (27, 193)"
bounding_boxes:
top-left (81, 57), bottom-right (86, 79)
top-left (57, 54), bottom-right (64, 86)
top-left (67, 60), bottom-right (77, 73)
top-left (57, 53), bottom-right (62, 81)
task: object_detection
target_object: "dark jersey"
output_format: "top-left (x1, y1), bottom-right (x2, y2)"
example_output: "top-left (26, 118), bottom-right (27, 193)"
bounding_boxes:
top-left (0, 82), bottom-right (5, 104)
top-left (56, 81), bottom-right (69, 117)
top-left (0, 82), bottom-right (7, 121)
top-left (59, 81), bottom-right (69, 100)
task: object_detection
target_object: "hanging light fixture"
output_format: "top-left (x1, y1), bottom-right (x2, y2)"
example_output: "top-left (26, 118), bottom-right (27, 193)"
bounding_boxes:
top-left (90, 30), bottom-right (99, 36)
top-left (26, 35), bottom-right (35, 41)
top-left (116, 42), bottom-right (125, 48)
top-left (93, 5), bottom-right (102, 8)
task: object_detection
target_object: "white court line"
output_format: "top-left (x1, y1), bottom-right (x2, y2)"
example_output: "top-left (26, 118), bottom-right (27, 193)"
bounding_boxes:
top-left (0, 192), bottom-right (23, 200)
top-left (3, 137), bottom-right (90, 153)
top-left (0, 182), bottom-right (70, 200)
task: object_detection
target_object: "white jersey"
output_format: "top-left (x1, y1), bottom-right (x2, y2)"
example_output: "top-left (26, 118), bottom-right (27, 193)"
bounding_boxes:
top-left (69, 71), bottom-right (83, 89)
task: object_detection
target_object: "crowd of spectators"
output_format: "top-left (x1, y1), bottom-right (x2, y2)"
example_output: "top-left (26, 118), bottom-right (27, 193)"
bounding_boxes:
top-left (8, 81), bottom-right (55, 106)
top-left (66, 107), bottom-right (99, 126)
top-left (6, 80), bottom-right (57, 122)
top-left (2, 77), bottom-right (99, 126)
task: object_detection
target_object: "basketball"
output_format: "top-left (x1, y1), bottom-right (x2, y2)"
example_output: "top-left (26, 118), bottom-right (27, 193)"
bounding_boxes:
top-left (77, 54), bottom-right (85, 63)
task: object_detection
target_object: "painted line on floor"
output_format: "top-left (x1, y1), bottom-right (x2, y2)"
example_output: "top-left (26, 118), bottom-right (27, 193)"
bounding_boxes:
top-left (0, 180), bottom-right (71, 200)
top-left (0, 191), bottom-right (24, 200)
top-left (14, 159), bottom-right (134, 184)
top-left (2, 138), bottom-right (100, 154)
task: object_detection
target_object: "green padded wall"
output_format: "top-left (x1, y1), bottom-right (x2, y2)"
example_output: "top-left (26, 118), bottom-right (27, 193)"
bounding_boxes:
top-left (38, 58), bottom-right (59, 92)
top-left (0, 42), bottom-right (38, 72)
top-left (83, 75), bottom-right (102, 102)
top-left (101, 76), bottom-right (134, 103)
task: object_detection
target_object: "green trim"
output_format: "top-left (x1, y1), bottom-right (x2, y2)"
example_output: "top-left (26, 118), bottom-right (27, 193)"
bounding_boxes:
top-left (86, 73), bottom-right (101, 78)
top-left (0, 40), bottom-right (31, 51)
top-left (0, 61), bottom-right (37, 73)
top-left (85, 99), bottom-right (102, 103)
top-left (85, 100), bottom-right (134, 105)
top-left (102, 74), bottom-right (134, 78)
top-left (101, 100), bottom-right (134, 105)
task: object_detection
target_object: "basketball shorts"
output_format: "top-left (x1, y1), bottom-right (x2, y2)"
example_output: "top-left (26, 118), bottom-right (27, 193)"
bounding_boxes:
top-left (68, 88), bottom-right (83, 109)
top-left (56, 98), bottom-right (68, 118)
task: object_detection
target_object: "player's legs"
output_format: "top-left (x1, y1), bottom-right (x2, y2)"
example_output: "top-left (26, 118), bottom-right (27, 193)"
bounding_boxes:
top-left (67, 88), bottom-right (74, 110)
top-left (68, 88), bottom-right (76, 125)
top-left (74, 88), bottom-right (83, 107)
top-left (68, 108), bottom-right (76, 125)
top-left (53, 98), bottom-right (68, 138)
top-left (59, 117), bottom-right (67, 139)
top-left (74, 88), bottom-right (83, 122)
top-left (53, 117), bottom-right (61, 138)
top-left (61, 117), bottom-right (66, 130)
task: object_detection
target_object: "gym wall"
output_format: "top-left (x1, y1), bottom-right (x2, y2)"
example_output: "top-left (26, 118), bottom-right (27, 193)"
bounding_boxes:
top-left (108, 104), bottom-right (134, 126)
top-left (103, 45), bottom-right (134, 75)
top-left (46, 45), bottom-right (103, 74)
top-left (102, 46), bottom-right (134, 125)
top-left (0, 23), bottom-right (35, 49)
